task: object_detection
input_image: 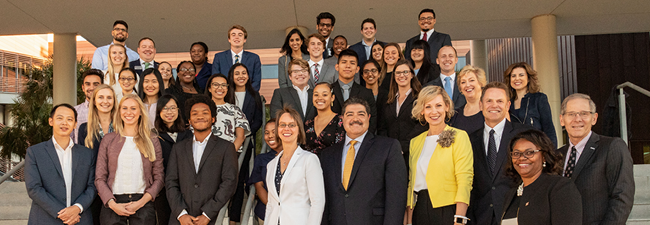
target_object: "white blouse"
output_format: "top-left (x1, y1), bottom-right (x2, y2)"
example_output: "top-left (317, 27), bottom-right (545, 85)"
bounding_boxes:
top-left (112, 136), bottom-right (146, 194)
top-left (415, 135), bottom-right (439, 191)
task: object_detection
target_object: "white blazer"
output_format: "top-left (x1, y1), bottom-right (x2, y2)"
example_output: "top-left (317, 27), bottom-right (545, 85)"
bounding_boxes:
top-left (265, 147), bottom-right (325, 225)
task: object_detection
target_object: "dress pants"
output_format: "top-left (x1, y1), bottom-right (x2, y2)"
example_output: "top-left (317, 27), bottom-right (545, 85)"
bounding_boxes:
top-left (100, 194), bottom-right (156, 225)
top-left (229, 140), bottom-right (253, 222)
top-left (413, 190), bottom-right (457, 225)
top-left (154, 188), bottom-right (171, 225)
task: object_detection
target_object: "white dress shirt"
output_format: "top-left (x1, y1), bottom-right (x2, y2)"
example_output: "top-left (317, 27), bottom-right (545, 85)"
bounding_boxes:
top-left (138, 59), bottom-right (155, 70)
top-left (415, 135), bottom-right (439, 191)
top-left (341, 131), bottom-right (368, 181)
top-left (235, 91), bottom-right (246, 110)
top-left (483, 118), bottom-right (506, 155)
top-left (420, 29), bottom-right (435, 40)
top-left (395, 89), bottom-right (412, 116)
top-left (52, 137), bottom-right (83, 212)
top-left (440, 73), bottom-right (457, 95)
top-left (308, 58), bottom-right (324, 81)
top-left (112, 136), bottom-right (146, 194)
top-left (564, 131), bottom-right (593, 171)
top-left (292, 85), bottom-right (310, 116)
top-left (231, 49), bottom-right (243, 64)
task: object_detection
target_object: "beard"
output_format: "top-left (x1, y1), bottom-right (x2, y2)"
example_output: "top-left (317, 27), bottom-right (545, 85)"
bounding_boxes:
top-left (114, 36), bottom-right (126, 42)
top-left (421, 28), bottom-right (430, 32)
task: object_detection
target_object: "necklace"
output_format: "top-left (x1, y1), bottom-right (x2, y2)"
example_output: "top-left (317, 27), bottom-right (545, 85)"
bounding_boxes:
top-left (517, 182), bottom-right (524, 196)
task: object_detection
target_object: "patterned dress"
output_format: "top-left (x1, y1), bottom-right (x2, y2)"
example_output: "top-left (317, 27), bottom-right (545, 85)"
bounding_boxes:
top-left (303, 114), bottom-right (345, 155)
top-left (210, 103), bottom-right (251, 144)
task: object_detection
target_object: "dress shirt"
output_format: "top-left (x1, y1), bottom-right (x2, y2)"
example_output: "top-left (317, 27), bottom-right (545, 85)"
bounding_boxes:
top-left (325, 37), bottom-right (331, 50)
top-left (144, 102), bottom-right (157, 128)
top-left (564, 131), bottom-right (593, 171)
top-left (167, 132), bottom-right (178, 142)
top-left (308, 58), bottom-right (324, 81)
top-left (483, 118), bottom-right (506, 155)
top-left (395, 89), bottom-right (412, 116)
top-left (341, 131), bottom-right (369, 181)
top-left (112, 136), bottom-right (146, 194)
top-left (235, 91), bottom-right (246, 110)
top-left (440, 73), bottom-right (457, 96)
top-left (52, 137), bottom-right (84, 212)
top-left (361, 39), bottom-right (376, 60)
top-left (338, 79), bottom-right (354, 101)
top-left (415, 135), bottom-right (439, 191)
top-left (138, 59), bottom-right (155, 70)
top-left (178, 133), bottom-right (213, 220)
top-left (231, 49), bottom-right (243, 65)
top-left (292, 85), bottom-right (310, 116)
top-left (91, 42), bottom-right (139, 70)
top-left (72, 100), bottom-right (89, 143)
top-left (420, 29), bottom-right (435, 41)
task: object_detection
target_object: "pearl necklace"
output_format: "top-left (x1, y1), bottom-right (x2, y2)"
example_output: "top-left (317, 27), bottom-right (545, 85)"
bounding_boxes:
top-left (517, 182), bottom-right (524, 196)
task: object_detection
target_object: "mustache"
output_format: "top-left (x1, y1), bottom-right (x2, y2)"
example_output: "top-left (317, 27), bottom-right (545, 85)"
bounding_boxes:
top-left (349, 121), bottom-right (363, 126)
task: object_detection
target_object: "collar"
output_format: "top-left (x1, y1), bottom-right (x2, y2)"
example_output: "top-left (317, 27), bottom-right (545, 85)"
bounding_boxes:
top-left (484, 117), bottom-right (507, 134)
top-left (345, 130), bottom-right (369, 146)
top-left (52, 136), bottom-right (74, 151)
top-left (420, 29), bottom-right (435, 37)
top-left (569, 131), bottom-right (593, 150)
top-left (193, 132), bottom-right (212, 145)
top-left (440, 72), bottom-right (456, 81)
top-left (396, 88), bottom-right (412, 98)
top-left (361, 38), bottom-right (376, 47)
top-left (292, 85), bottom-right (309, 92)
top-left (338, 79), bottom-right (354, 88)
top-left (231, 49), bottom-right (243, 57)
top-left (309, 58), bottom-right (324, 66)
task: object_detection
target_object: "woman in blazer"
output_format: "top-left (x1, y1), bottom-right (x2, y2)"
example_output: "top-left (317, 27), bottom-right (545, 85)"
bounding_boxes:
top-left (278, 28), bottom-right (310, 88)
top-left (504, 62), bottom-right (557, 147)
top-left (407, 86), bottom-right (474, 225)
top-left (95, 94), bottom-right (164, 225)
top-left (501, 129), bottom-right (582, 224)
top-left (265, 106), bottom-right (325, 225)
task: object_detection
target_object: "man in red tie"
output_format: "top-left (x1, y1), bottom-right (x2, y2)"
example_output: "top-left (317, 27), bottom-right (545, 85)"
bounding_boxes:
top-left (404, 8), bottom-right (452, 64)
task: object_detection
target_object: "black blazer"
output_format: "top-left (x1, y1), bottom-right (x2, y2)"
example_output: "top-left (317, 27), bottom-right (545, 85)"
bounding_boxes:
top-left (240, 91), bottom-right (264, 135)
top-left (377, 93), bottom-right (427, 162)
top-left (77, 122), bottom-right (103, 153)
top-left (157, 130), bottom-right (192, 173)
top-left (425, 76), bottom-right (466, 110)
top-left (319, 133), bottom-right (407, 225)
top-left (557, 133), bottom-right (634, 225)
top-left (165, 134), bottom-right (239, 223)
top-left (500, 173), bottom-right (582, 225)
top-left (348, 40), bottom-right (386, 68)
top-left (415, 62), bottom-right (440, 85)
top-left (331, 82), bottom-right (377, 133)
top-left (467, 120), bottom-right (532, 225)
top-left (269, 87), bottom-right (315, 121)
top-left (404, 31), bottom-right (452, 63)
top-left (129, 60), bottom-right (159, 77)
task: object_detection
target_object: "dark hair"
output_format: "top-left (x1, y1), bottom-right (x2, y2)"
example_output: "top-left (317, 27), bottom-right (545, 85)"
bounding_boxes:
top-left (228, 25), bottom-right (248, 39)
top-left (138, 68), bottom-right (165, 102)
top-left (119, 67), bottom-right (138, 81)
top-left (138, 37), bottom-right (155, 48)
top-left (481, 82), bottom-right (511, 102)
top-left (205, 74), bottom-right (234, 104)
top-left (227, 63), bottom-right (262, 109)
top-left (387, 60), bottom-right (422, 104)
top-left (185, 94), bottom-right (217, 123)
top-left (173, 61), bottom-right (201, 93)
top-left (333, 35), bottom-right (347, 44)
top-left (82, 69), bottom-right (104, 83)
top-left (265, 118), bottom-right (277, 127)
top-left (280, 28), bottom-right (308, 55)
top-left (274, 106), bottom-right (306, 145)
top-left (159, 61), bottom-right (176, 86)
top-left (113, 20), bottom-right (128, 30)
top-left (317, 12), bottom-right (336, 26)
top-left (342, 97), bottom-right (370, 116)
top-left (337, 49), bottom-right (359, 64)
top-left (50, 103), bottom-right (78, 122)
top-left (361, 58), bottom-right (381, 72)
top-left (418, 8), bottom-right (436, 19)
top-left (155, 94), bottom-right (185, 133)
top-left (191, 41), bottom-right (209, 53)
top-left (505, 129), bottom-right (564, 181)
top-left (361, 18), bottom-right (376, 30)
top-left (410, 40), bottom-right (433, 65)
top-left (503, 62), bottom-right (541, 100)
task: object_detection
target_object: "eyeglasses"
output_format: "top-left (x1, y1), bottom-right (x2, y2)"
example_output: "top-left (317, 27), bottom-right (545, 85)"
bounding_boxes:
top-left (291, 69), bottom-right (308, 74)
top-left (563, 111), bottom-right (594, 119)
top-left (363, 69), bottom-right (378, 74)
top-left (119, 77), bottom-right (135, 82)
top-left (179, 68), bottom-right (196, 73)
top-left (211, 83), bottom-right (228, 89)
top-left (511, 150), bottom-right (541, 159)
top-left (113, 28), bottom-right (127, 32)
top-left (318, 23), bottom-right (333, 28)
top-left (419, 17), bottom-right (434, 21)
top-left (163, 106), bottom-right (178, 112)
top-left (394, 70), bottom-right (411, 77)
top-left (278, 123), bottom-right (297, 129)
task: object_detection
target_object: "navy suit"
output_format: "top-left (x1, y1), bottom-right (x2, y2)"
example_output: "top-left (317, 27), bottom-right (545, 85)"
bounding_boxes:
top-left (404, 31), bottom-right (452, 63)
top-left (25, 140), bottom-right (96, 225)
top-left (348, 40), bottom-right (385, 68)
top-left (212, 50), bottom-right (262, 91)
top-left (240, 91), bottom-right (264, 135)
top-left (426, 76), bottom-right (466, 110)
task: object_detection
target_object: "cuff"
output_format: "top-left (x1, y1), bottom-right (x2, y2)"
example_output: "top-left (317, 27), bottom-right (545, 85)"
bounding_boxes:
top-left (177, 209), bottom-right (188, 220)
top-left (202, 212), bottom-right (211, 220)
top-left (73, 203), bottom-right (84, 213)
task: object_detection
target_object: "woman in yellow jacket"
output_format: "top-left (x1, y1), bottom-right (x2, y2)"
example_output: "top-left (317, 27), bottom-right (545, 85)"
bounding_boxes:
top-left (407, 85), bottom-right (474, 225)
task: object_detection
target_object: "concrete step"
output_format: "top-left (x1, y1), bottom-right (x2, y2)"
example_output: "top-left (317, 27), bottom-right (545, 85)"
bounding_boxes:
top-left (0, 182), bottom-right (26, 194)
top-left (0, 205), bottom-right (30, 220)
top-left (0, 220), bottom-right (27, 225)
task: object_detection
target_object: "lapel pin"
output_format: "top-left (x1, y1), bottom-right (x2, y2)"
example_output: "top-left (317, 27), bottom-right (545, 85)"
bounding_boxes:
top-left (590, 147), bottom-right (595, 150)
top-left (525, 202), bottom-right (529, 206)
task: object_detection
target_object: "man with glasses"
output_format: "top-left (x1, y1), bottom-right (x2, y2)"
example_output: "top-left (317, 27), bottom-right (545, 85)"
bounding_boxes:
top-left (317, 12), bottom-right (336, 59)
top-left (306, 33), bottom-right (338, 89)
top-left (270, 59), bottom-right (316, 121)
top-left (467, 82), bottom-right (531, 225)
top-left (404, 8), bottom-right (452, 63)
top-left (92, 20), bottom-right (139, 70)
top-left (557, 93), bottom-right (634, 225)
top-left (212, 25), bottom-right (262, 91)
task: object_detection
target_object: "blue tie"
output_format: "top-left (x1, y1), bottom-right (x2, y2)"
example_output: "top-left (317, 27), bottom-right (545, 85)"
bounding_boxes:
top-left (444, 77), bottom-right (453, 99)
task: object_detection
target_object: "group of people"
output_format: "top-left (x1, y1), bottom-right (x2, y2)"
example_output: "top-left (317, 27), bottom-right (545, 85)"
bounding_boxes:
top-left (23, 8), bottom-right (635, 225)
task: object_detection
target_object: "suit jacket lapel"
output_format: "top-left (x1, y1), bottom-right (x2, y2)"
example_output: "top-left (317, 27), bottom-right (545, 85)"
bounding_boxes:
top-left (572, 134), bottom-right (599, 179)
top-left (348, 133), bottom-right (374, 189)
top-left (398, 94), bottom-right (415, 117)
top-left (333, 143), bottom-right (345, 192)
top-left (226, 51), bottom-right (233, 66)
top-left (71, 145), bottom-right (82, 181)
top-left (45, 140), bottom-right (64, 179)
top-left (243, 92), bottom-right (252, 114)
top-left (280, 149), bottom-right (303, 192)
top-left (197, 136), bottom-right (217, 173)
top-left (332, 83), bottom-right (345, 110)
top-left (493, 121), bottom-right (514, 181)
top-left (473, 130), bottom-right (491, 178)
top-left (184, 138), bottom-right (197, 174)
top-left (453, 82), bottom-right (462, 103)
top-left (267, 156), bottom-right (281, 201)
top-left (305, 89), bottom-right (314, 118)
top-left (288, 89), bottom-right (303, 117)
top-left (159, 132), bottom-right (175, 144)
top-left (350, 83), bottom-right (362, 98)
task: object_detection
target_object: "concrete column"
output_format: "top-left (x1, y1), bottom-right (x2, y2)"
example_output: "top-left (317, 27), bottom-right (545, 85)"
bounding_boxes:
top-left (52, 33), bottom-right (77, 106)
top-left (286, 26), bottom-right (309, 37)
top-left (531, 15), bottom-right (562, 146)
top-left (470, 40), bottom-right (488, 71)
top-left (4, 105), bottom-right (13, 126)
top-left (0, 105), bottom-right (4, 125)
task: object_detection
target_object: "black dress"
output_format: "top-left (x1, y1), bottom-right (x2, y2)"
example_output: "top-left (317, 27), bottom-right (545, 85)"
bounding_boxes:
top-left (449, 104), bottom-right (485, 134)
top-left (303, 114), bottom-right (345, 155)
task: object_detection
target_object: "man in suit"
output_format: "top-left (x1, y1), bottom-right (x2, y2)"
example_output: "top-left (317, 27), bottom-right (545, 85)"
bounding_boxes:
top-left (129, 37), bottom-right (159, 78)
top-left (166, 95), bottom-right (239, 225)
top-left (557, 93), bottom-right (634, 225)
top-left (212, 25), bottom-right (262, 91)
top-left (25, 104), bottom-right (96, 225)
top-left (467, 82), bottom-right (531, 225)
top-left (320, 97), bottom-right (407, 225)
top-left (317, 12), bottom-right (336, 59)
top-left (348, 18), bottom-right (385, 68)
top-left (426, 45), bottom-right (466, 109)
top-left (307, 33), bottom-right (338, 88)
top-left (91, 20), bottom-right (139, 70)
top-left (190, 42), bottom-right (213, 91)
top-left (404, 8), bottom-right (452, 63)
top-left (331, 49), bottom-right (377, 133)
top-left (270, 59), bottom-right (316, 121)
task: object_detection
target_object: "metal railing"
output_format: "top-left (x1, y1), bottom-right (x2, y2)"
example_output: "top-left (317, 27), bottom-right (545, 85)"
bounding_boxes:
top-left (0, 159), bottom-right (24, 184)
top-left (616, 82), bottom-right (650, 145)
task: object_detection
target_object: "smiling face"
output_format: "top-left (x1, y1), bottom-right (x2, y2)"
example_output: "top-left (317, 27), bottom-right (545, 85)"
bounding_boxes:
top-left (383, 46), bottom-right (399, 66)
top-left (160, 99), bottom-right (178, 126)
top-left (362, 63), bottom-right (379, 86)
top-left (480, 88), bottom-right (511, 127)
top-left (372, 45), bottom-right (384, 62)
top-left (289, 64), bottom-right (309, 89)
top-left (83, 75), bottom-right (102, 101)
top-left (158, 63), bottom-right (172, 81)
top-left (312, 84), bottom-right (335, 111)
top-left (228, 28), bottom-right (247, 48)
top-left (142, 73), bottom-right (160, 97)
top-left (510, 67), bottom-right (529, 92)
top-left (209, 77), bottom-right (228, 101)
top-left (289, 33), bottom-right (303, 52)
top-left (394, 64), bottom-right (412, 88)
top-left (512, 139), bottom-right (544, 180)
top-left (119, 98), bottom-right (141, 127)
top-left (94, 88), bottom-right (115, 114)
top-left (335, 55), bottom-right (359, 83)
top-left (459, 72), bottom-right (481, 100)
top-left (422, 94), bottom-right (449, 128)
top-left (264, 122), bottom-right (280, 150)
top-left (560, 98), bottom-right (598, 144)
top-left (177, 62), bottom-right (196, 84)
top-left (278, 113), bottom-right (299, 144)
top-left (138, 39), bottom-right (156, 62)
top-left (112, 24), bottom-right (128, 42)
top-left (189, 103), bottom-right (214, 132)
top-left (307, 37), bottom-right (324, 58)
top-left (418, 12), bottom-right (436, 31)
top-left (233, 65), bottom-right (249, 89)
top-left (361, 22), bottom-right (376, 40)
top-left (436, 46), bottom-right (458, 74)
top-left (109, 46), bottom-right (126, 65)
top-left (333, 37), bottom-right (347, 56)
top-left (411, 48), bottom-right (425, 63)
top-left (49, 106), bottom-right (77, 137)
top-left (317, 18), bottom-right (334, 38)
top-left (118, 70), bottom-right (136, 93)
top-left (342, 104), bottom-right (370, 138)
top-left (190, 44), bottom-right (207, 64)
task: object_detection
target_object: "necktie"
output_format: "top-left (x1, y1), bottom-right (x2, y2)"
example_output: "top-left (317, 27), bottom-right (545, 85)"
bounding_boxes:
top-left (422, 32), bottom-right (428, 42)
top-left (314, 63), bottom-right (320, 83)
top-left (564, 146), bottom-right (578, 178)
top-left (342, 84), bottom-right (351, 101)
top-left (343, 140), bottom-right (357, 190)
top-left (487, 129), bottom-right (497, 175)
top-left (444, 76), bottom-right (453, 99)
top-left (144, 62), bottom-right (150, 69)
top-left (234, 55), bottom-right (240, 64)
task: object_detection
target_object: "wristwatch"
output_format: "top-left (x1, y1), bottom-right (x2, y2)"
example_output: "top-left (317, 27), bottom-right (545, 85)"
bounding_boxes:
top-left (454, 215), bottom-right (469, 224)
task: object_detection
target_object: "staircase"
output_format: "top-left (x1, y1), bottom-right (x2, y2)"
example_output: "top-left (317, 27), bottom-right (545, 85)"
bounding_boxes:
top-left (628, 165), bottom-right (650, 224)
top-left (0, 182), bottom-right (29, 225)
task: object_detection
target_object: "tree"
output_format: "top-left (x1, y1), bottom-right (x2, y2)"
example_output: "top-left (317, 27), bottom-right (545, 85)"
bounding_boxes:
top-left (0, 58), bottom-right (90, 158)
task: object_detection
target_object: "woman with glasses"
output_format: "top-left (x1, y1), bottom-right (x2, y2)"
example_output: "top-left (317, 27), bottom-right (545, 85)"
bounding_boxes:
top-left (165, 61), bottom-right (202, 122)
top-left (504, 62), bottom-right (557, 147)
top-left (361, 59), bottom-right (381, 100)
top-left (103, 44), bottom-right (129, 94)
top-left (205, 73), bottom-right (251, 151)
top-left (116, 68), bottom-right (138, 103)
top-left (138, 68), bottom-right (165, 126)
top-left (278, 28), bottom-right (310, 88)
top-left (501, 129), bottom-right (581, 225)
top-left (158, 62), bottom-right (174, 89)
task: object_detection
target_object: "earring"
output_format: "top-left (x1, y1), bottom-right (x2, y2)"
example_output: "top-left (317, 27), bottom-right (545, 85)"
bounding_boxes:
top-left (543, 161), bottom-right (546, 167)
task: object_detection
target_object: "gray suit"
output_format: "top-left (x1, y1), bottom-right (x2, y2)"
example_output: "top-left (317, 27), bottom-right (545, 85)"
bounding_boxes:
top-left (25, 140), bottom-right (96, 225)
top-left (278, 54), bottom-right (310, 88)
top-left (308, 57), bottom-right (339, 89)
top-left (557, 133), bottom-right (635, 225)
top-left (269, 87), bottom-right (316, 121)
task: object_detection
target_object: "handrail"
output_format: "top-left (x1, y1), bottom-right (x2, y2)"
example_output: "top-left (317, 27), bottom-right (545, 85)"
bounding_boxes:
top-left (616, 82), bottom-right (650, 145)
top-left (0, 160), bottom-right (25, 184)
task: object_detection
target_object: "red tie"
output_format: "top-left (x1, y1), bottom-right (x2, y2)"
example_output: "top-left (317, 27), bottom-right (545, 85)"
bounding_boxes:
top-left (422, 32), bottom-right (428, 42)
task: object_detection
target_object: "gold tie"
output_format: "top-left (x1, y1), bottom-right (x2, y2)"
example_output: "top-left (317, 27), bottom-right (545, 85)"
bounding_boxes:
top-left (343, 140), bottom-right (357, 190)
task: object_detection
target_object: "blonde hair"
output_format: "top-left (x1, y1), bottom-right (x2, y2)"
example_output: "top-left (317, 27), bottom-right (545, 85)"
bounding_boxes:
top-left (85, 84), bottom-right (117, 149)
top-left (106, 44), bottom-right (129, 86)
top-left (457, 65), bottom-right (487, 88)
top-left (113, 94), bottom-right (156, 162)
top-left (412, 85), bottom-right (455, 122)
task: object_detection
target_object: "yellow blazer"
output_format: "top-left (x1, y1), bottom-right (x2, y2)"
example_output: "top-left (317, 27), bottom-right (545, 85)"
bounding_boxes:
top-left (407, 125), bottom-right (473, 208)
